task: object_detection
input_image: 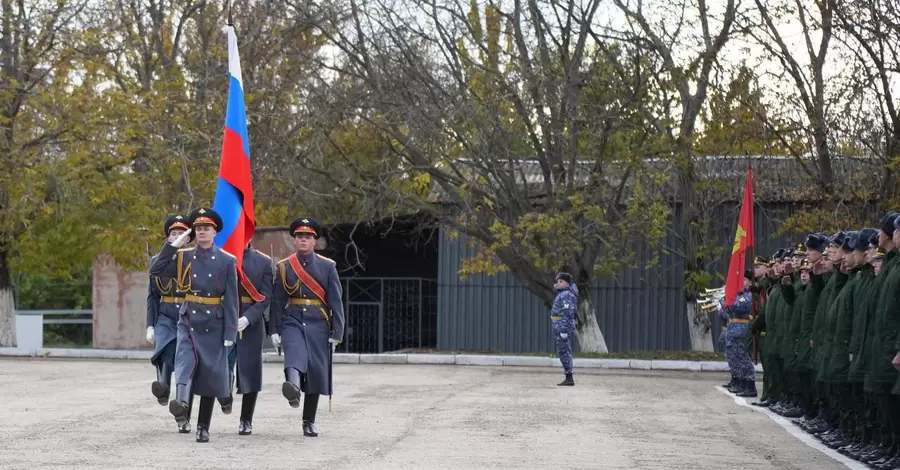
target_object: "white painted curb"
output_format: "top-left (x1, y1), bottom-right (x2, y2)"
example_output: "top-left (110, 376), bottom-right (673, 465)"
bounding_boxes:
top-left (0, 347), bottom-right (753, 373)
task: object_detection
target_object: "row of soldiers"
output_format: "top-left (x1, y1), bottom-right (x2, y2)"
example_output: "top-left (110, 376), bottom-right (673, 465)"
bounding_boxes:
top-left (726, 212), bottom-right (900, 469)
top-left (145, 208), bottom-right (345, 443)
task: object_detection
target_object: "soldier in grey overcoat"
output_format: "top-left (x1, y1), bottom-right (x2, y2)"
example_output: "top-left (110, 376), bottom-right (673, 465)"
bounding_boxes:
top-left (221, 242), bottom-right (273, 436)
top-left (149, 207), bottom-right (239, 443)
top-left (270, 217), bottom-right (345, 437)
top-left (146, 214), bottom-right (194, 433)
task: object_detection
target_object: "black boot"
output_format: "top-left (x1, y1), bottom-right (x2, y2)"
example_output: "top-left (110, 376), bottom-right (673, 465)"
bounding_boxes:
top-left (558, 373), bottom-right (574, 386)
top-left (218, 372), bottom-right (234, 414)
top-left (723, 376), bottom-right (736, 388)
top-left (239, 392), bottom-right (258, 436)
top-left (303, 393), bottom-right (320, 437)
top-left (195, 396), bottom-right (214, 443)
top-left (282, 368), bottom-right (302, 408)
top-left (737, 379), bottom-right (758, 398)
top-left (179, 393), bottom-right (194, 433)
top-left (151, 362), bottom-right (172, 406)
top-left (169, 383), bottom-right (191, 427)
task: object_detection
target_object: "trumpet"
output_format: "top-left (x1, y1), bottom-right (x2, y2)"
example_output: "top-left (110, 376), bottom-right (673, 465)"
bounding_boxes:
top-left (704, 287), bottom-right (725, 295)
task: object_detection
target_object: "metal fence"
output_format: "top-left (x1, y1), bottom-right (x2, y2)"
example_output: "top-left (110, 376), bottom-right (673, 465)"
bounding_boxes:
top-left (338, 277), bottom-right (438, 354)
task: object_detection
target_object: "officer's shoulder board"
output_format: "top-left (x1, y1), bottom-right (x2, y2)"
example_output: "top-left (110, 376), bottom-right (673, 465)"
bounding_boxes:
top-left (219, 249), bottom-right (237, 260)
top-left (256, 250), bottom-right (272, 261)
top-left (316, 254), bottom-right (335, 264)
top-left (277, 254), bottom-right (293, 266)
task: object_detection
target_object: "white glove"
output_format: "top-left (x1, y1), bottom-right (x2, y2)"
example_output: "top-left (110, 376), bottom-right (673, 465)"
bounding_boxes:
top-left (560, 332), bottom-right (568, 340)
top-left (171, 228), bottom-right (192, 248)
top-left (271, 334), bottom-right (282, 348)
top-left (237, 317), bottom-right (249, 332)
top-left (224, 340), bottom-right (234, 347)
top-left (146, 326), bottom-right (155, 345)
top-left (328, 337), bottom-right (339, 353)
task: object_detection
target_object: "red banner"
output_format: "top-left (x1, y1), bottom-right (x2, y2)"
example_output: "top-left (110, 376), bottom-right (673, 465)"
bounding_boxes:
top-left (725, 168), bottom-right (754, 307)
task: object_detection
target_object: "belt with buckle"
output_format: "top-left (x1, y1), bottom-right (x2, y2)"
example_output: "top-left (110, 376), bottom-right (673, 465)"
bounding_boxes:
top-left (550, 315), bottom-right (563, 321)
top-left (729, 318), bottom-right (750, 324)
top-left (289, 297), bottom-right (324, 306)
top-left (240, 296), bottom-right (255, 304)
top-left (186, 294), bottom-right (223, 305)
top-left (160, 296), bottom-right (185, 304)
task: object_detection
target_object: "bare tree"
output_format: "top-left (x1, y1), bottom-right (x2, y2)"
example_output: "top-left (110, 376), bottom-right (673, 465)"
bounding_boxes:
top-left (292, 0), bottom-right (673, 353)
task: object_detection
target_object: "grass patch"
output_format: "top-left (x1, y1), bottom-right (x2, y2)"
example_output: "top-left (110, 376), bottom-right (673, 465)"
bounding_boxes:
top-left (397, 348), bottom-right (725, 361)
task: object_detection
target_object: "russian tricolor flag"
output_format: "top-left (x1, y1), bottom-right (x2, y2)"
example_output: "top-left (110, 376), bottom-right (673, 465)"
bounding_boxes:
top-left (213, 24), bottom-right (256, 271)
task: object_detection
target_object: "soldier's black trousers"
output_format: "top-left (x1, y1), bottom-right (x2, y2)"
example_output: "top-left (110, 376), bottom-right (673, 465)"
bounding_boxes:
top-left (240, 392), bottom-right (258, 423)
top-left (303, 393), bottom-right (319, 423)
top-left (799, 371), bottom-right (816, 416)
top-left (768, 355), bottom-right (784, 400)
top-left (197, 396), bottom-right (215, 428)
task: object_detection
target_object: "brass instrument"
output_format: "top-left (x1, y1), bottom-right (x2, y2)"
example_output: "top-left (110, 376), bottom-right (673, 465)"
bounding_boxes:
top-left (696, 287), bottom-right (726, 312)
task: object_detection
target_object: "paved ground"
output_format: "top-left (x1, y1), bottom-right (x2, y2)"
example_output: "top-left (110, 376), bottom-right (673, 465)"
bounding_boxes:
top-left (1, 359), bottom-right (845, 470)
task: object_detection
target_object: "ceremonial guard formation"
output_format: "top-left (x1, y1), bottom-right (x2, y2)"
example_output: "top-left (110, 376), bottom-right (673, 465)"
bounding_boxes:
top-left (270, 217), bottom-right (345, 437)
top-left (722, 212), bottom-right (900, 469)
top-left (149, 207), bottom-right (240, 443)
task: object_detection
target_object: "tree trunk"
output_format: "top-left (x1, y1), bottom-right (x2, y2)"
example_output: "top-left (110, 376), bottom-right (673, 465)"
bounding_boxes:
top-left (576, 295), bottom-right (609, 353)
top-left (0, 249), bottom-right (14, 347)
top-left (685, 301), bottom-right (714, 352)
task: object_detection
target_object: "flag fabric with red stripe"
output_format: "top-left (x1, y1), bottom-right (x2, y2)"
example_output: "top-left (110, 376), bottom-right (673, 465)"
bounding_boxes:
top-left (213, 24), bottom-right (256, 271)
top-left (724, 168), bottom-right (754, 307)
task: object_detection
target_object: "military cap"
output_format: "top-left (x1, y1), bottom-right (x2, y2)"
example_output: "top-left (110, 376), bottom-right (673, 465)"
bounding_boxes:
top-left (880, 212), bottom-right (899, 236)
top-left (873, 248), bottom-right (886, 261)
top-left (164, 214), bottom-right (190, 236)
top-left (798, 259), bottom-right (812, 272)
top-left (753, 256), bottom-right (770, 266)
top-left (290, 217), bottom-right (322, 239)
top-left (829, 231), bottom-right (847, 247)
top-left (781, 248), bottom-right (795, 260)
top-left (188, 207), bottom-right (223, 232)
top-left (842, 231), bottom-right (859, 252)
top-left (805, 233), bottom-right (828, 253)
top-left (857, 228), bottom-right (878, 251)
top-left (794, 244), bottom-right (808, 256)
top-left (556, 272), bottom-right (574, 284)
top-left (773, 248), bottom-right (785, 260)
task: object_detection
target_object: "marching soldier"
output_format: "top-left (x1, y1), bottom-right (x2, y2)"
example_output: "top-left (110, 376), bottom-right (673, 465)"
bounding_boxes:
top-left (221, 242), bottom-right (273, 436)
top-left (149, 207), bottom-right (239, 443)
top-left (270, 217), bottom-right (345, 437)
top-left (146, 214), bottom-right (194, 433)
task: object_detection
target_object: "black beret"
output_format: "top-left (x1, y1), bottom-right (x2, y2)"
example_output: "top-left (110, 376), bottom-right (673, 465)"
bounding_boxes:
top-left (556, 272), bottom-right (574, 284)
top-left (880, 212), bottom-right (899, 236)
top-left (773, 248), bottom-right (785, 260)
top-left (805, 233), bottom-right (827, 252)
top-left (188, 207), bottom-right (223, 232)
top-left (842, 231), bottom-right (858, 252)
top-left (782, 248), bottom-right (795, 260)
top-left (290, 217), bottom-right (322, 239)
top-left (164, 214), bottom-right (190, 236)
top-left (744, 269), bottom-right (753, 280)
top-left (857, 228), bottom-right (878, 251)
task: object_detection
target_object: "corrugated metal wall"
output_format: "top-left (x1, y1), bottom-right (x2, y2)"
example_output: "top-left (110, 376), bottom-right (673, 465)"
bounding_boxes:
top-left (436, 202), bottom-right (852, 353)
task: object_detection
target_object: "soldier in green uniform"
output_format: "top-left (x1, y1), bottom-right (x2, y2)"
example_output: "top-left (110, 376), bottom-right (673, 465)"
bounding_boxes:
top-left (793, 233), bottom-right (829, 427)
top-left (862, 213), bottom-right (900, 468)
top-left (751, 250), bottom-right (787, 400)
top-left (750, 255), bottom-right (774, 406)
top-left (771, 246), bottom-right (807, 418)
top-left (836, 228), bottom-right (879, 457)
top-left (818, 232), bottom-right (859, 449)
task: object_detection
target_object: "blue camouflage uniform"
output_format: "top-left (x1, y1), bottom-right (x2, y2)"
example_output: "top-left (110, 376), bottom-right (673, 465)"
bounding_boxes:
top-left (724, 290), bottom-right (756, 381)
top-left (550, 283), bottom-right (578, 375)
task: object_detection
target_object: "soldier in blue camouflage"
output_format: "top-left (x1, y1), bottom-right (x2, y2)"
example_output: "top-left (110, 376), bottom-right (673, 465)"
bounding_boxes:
top-left (723, 271), bottom-right (757, 397)
top-left (551, 272), bottom-right (578, 386)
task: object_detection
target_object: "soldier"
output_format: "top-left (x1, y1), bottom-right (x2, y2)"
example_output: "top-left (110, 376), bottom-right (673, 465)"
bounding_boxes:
top-left (860, 214), bottom-right (900, 468)
top-left (149, 207), bottom-right (239, 443)
top-left (722, 270), bottom-right (756, 397)
top-left (840, 230), bottom-right (879, 459)
top-left (750, 255), bottom-right (775, 406)
top-left (770, 247), bottom-right (806, 418)
top-left (270, 217), bottom-right (345, 437)
top-left (549, 272), bottom-right (578, 386)
top-left (793, 233), bottom-right (830, 429)
top-left (755, 250), bottom-right (788, 400)
top-left (146, 214), bottom-right (194, 434)
top-left (221, 242), bottom-right (274, 435)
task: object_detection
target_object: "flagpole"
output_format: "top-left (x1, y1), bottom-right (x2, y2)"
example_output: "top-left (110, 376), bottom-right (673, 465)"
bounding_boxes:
top-left (747, 156), bottom-right (758, 365)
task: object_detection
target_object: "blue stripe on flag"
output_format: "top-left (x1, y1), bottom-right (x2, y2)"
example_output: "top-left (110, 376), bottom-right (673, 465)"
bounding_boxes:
top-left (224, 75), bottom-right (250, 159)
top-left (213, 176), bottom-right (242, 247)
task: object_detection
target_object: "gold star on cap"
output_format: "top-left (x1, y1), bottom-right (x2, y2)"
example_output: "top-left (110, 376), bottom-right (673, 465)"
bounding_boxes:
top-left (199, 208), bottom-right (206, 214)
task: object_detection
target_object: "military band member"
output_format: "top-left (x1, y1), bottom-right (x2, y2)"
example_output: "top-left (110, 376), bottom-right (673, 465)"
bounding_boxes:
top-left (146, 214), bottom-right (194, 433)
top-left (270, 217), bottom-right (345, 437)
top-left (222, 241), bottom-right (273, 436)
top-left (149, 207), bottom-right (239, 443)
